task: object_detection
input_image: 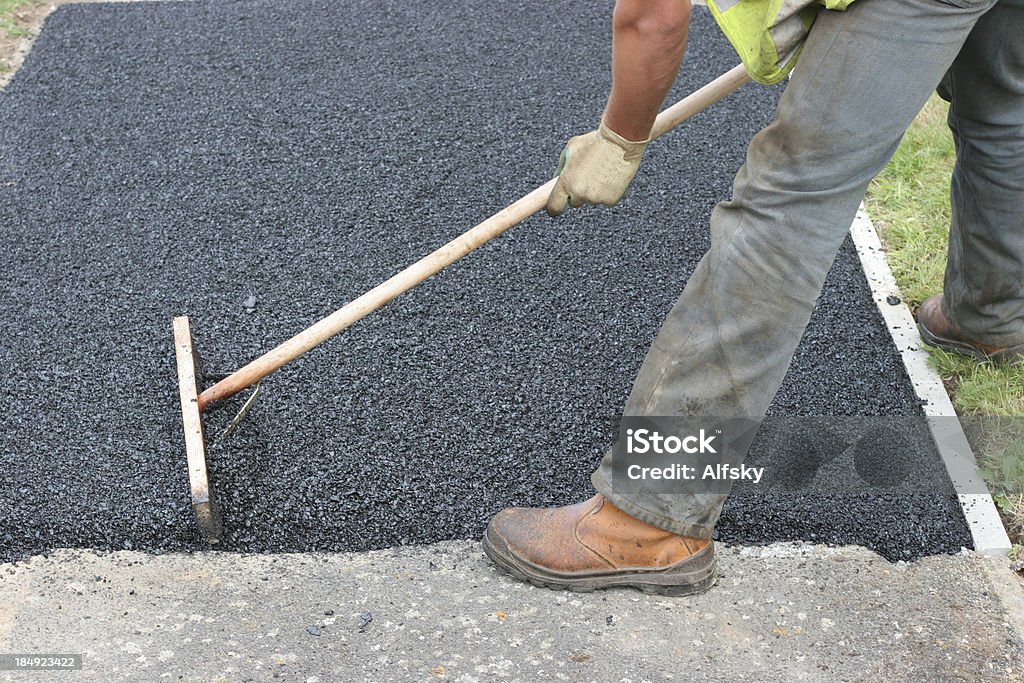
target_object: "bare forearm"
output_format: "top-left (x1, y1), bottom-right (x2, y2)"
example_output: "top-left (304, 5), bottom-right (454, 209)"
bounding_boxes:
top-left (604, 0), bottom-right (692, 141)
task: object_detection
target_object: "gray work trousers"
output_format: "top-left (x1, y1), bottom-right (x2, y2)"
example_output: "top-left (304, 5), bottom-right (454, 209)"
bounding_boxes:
top-left (592, 0), bottom-right (1024, 539)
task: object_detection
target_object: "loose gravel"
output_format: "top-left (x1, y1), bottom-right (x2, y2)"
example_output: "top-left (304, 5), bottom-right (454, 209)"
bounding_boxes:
top-left (0, 0), bottom-right (971, 563)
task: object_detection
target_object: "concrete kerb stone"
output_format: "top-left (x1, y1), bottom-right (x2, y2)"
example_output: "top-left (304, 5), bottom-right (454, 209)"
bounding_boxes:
top-left (848, 206), bottom-right (1013, 556)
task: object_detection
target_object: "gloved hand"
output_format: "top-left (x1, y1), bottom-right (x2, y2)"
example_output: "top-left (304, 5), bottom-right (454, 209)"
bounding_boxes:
top-left (545, 119), bottom-right (650, 217)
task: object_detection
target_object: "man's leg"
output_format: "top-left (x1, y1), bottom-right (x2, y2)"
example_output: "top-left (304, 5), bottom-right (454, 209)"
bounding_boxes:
top-left (925, 0), bottom-right (1024, 356)
top-left (486, 0), bottom-right (996, 593)
top-left (591, 0), bottom-right (999, 540)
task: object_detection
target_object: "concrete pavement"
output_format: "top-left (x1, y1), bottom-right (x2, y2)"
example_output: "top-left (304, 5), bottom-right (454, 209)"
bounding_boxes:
top-left (2, 542), bottom-right (1022, 682)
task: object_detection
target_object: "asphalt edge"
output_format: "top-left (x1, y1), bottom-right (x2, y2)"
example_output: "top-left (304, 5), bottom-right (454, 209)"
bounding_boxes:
top-left (0, 1), bottom-right (159, 91)
top-left (1, 1), bottom-right (1010, 557)
top-left (848, 205), bottom-right (1012, 556)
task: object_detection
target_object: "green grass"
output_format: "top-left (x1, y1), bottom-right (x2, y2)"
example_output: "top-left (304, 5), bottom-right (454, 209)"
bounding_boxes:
top-left (931, 349), bottom-right (1024, 416)
top-left (0, 0), bottom-right (31, 38)
top-left (865, 94), bottom-right (1024, 553)
top-left (969, 419), bottom-right (1024, 545)
top-left (866, 96), bottom-right (954, 308)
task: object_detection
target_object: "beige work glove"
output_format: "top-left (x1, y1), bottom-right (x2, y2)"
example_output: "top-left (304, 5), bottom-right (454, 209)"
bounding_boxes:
top-left (545, 119), bottom-right (650, 217)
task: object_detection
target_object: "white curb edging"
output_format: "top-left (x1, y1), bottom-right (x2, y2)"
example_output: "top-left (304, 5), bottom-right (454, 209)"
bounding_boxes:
top-left (849, 206), bottom-right (1012, 555)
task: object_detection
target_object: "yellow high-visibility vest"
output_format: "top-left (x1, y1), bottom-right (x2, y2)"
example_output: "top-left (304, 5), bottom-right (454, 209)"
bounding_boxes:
top-left (707, 0), bottom-right (856, 85)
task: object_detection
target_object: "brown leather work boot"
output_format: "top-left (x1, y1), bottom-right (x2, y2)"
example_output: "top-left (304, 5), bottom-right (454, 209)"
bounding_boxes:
top-left (917, 295), bottom-right (1024, 365)
top-left (482, 494), bottom-right (716, 596)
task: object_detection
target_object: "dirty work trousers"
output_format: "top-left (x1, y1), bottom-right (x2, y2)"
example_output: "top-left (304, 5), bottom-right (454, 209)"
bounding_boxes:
top-left (591, 0), bottom-right (1024, 539)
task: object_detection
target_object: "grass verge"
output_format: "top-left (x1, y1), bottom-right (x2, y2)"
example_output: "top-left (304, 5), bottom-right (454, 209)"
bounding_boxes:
top-left (0, 0), bottom-right (31, 39)
top-left (0, 0), bottom-right (59, 80)
top-left (865, 94), bottom-right (1024, 563)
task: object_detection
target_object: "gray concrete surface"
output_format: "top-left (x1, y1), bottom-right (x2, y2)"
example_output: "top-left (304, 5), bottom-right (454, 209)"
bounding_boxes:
top-left (2, 542), bottom-right (1022, 682)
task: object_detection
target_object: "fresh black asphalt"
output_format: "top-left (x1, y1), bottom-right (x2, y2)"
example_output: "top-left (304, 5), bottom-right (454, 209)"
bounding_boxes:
top-left (0, 0), bottom-right (971, 563)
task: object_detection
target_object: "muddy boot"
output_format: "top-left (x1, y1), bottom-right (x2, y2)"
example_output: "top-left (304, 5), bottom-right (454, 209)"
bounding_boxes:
top-left (482, 494), bottom-right (716, 596)
top-left (917, 295), bottom-right (1024, 365)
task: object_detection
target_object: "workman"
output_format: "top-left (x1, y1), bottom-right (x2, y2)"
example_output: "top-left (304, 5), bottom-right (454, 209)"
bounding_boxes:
top-left (482, 0), bottom-right (1023, 595)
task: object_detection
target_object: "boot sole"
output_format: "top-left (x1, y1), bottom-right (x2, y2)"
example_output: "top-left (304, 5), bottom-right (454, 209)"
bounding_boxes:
top-left (917, 320), bottom-right (1022, 365)
top-left (482, 528), bottom-right (717, 597)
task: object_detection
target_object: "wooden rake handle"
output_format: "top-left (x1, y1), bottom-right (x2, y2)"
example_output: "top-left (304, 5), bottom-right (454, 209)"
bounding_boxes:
top-left (198, 64), bottom-right (751, 411)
